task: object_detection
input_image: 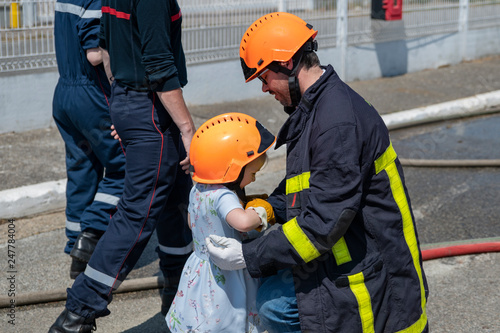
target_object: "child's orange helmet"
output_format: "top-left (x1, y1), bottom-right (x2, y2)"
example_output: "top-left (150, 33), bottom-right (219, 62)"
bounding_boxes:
top-left (240, 12), bottom-right (318, 82)
top-left (190, 113), bottom-right (276, 184)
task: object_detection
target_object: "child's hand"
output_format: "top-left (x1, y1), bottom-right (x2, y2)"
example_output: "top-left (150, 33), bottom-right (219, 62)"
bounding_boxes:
top-left (245, 198), bottom-right (276, 232)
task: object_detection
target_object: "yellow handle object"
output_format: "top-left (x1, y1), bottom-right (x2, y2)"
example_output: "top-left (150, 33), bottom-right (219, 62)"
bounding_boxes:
top-left (245, 198), bottom-right (276, 231)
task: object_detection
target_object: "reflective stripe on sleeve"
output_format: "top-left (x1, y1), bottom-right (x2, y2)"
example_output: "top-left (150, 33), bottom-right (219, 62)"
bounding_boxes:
top-left (55, 2), bottom-right (101, 19)
top-left (332, 236), bottom-right (352, 265)
top-left (348, 272), bottom-right (375, 333)
top-left (374, 142), bottom-right (397, 174)
top-left (286, 172), bottom-right (310, 195)
top-left (282, 217), bottom-right (320, 263)
top-left (375, 143), bottom-right (428, 332)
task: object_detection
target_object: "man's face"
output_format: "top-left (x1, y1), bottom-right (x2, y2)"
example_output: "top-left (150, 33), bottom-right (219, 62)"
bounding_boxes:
top-left (258, 68), bottom-right (292, 107)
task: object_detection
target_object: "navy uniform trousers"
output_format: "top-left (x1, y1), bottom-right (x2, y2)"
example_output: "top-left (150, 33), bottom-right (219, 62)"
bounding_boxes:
top-left (66, 82), bottom-right (193, 318)
top-left (53, 78), bottom-right (126, 254)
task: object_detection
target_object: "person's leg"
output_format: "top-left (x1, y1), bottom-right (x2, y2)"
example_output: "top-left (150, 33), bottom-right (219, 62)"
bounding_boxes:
top-left (76, 83), bottom-right (125, 235)
top-left (52, 84), bottom-right (103, 258)
top-left (155, 131), bottom-right (193, 314)
top-left (257, 268), bottom-right (301, 333)
top-left (67, 84), bottom-right (126, 277)
top-left (60, 85), bottom-right (186, 320)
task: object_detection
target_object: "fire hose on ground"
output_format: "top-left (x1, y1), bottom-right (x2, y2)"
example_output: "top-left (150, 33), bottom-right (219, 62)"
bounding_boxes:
top-left (1, 237), bottom-right (500, 308)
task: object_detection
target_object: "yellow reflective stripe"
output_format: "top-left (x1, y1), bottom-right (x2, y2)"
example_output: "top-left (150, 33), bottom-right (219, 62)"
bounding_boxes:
top-left (396, 310), bottom-right (428, 333)
top-left (374, 142), bottom-right (397, 174)
top-left (286, 172), bottom-right (310, 195)
top-left (375, 143), bottom-right (428, 331)
top-left (282, 217), bottom-right (320, 263)
top-left (348, 272), bottom-right (375, 333)
top-left (385, 162), bottom-right (428, 330)
top-left (332, 236), bottom-right (352, 265)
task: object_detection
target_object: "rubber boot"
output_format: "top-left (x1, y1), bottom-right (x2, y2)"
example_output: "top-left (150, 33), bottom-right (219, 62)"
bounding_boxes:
top-left (69, 258), bottom-right (87, 280)
top-left (161, 274), bottom-right (181, 316)
top-left (69, 230), bottom-right (103, 279)
top-left (48, 308), bottom-right (96, 333)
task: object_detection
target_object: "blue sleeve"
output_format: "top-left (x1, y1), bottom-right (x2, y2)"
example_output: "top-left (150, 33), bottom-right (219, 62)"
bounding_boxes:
top-left (215, 188), bottom-right (243, 225)
top-left (77, 0), bottom-right (102, 50)
top-left (136, 0), bottom-right (182, 92)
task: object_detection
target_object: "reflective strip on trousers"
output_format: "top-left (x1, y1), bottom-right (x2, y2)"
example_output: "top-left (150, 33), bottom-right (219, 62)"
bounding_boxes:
top-left (94, 192), bottom-right (120, 206)
top-left (66, 220), bottom-right (81, 232)
top-left (158, 241), bottom-right (193, 255)
top-left (84, 264), bottom-right (122, 290)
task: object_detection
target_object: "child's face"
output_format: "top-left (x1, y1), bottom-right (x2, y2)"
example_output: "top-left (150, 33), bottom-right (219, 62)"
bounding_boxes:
top-left (240, 154), bottom-right (266, 189)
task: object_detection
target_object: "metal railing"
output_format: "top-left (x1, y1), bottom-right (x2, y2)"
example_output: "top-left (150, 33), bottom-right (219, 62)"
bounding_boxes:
top-left (0, 0), bottom-right (56, 72)
top-left (1, 0), bottom-right (499, 73)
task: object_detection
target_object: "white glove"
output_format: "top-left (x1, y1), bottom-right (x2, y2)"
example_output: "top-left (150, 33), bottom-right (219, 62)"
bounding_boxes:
top-left (205, 235), bottom-right (246, 270)
top-left (246, 206), bottom-right (269, 231)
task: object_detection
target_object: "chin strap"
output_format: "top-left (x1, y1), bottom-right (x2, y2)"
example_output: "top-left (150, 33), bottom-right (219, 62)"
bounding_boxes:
top-left (225, 166), bottom-right (247, 203)
top-left (288, 75), bottom-right (302, 108)
top-left (267, 59), bottom-right (302, 108)
top-left (268, 39), bottom-right (318, 108)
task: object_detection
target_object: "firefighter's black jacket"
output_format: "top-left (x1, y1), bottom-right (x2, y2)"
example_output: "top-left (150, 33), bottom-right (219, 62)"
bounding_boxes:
top-left (243, 65), bottom-right (429, 332)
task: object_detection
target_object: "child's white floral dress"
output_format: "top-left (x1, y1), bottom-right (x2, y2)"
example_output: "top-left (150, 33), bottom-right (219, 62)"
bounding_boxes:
top-left (166, 183), bottom-right (263, 333)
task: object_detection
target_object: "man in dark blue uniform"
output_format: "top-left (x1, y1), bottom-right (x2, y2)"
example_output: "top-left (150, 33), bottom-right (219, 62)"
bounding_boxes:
top-left (208, 12), bottom-right (429, 333)
top-left (52, 0), bottom-right (125, 280)
top-left (49, 0), bottom-right (195, 331)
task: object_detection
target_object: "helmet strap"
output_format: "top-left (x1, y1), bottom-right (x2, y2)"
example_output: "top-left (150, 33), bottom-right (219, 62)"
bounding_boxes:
top-left (288, 75), bottom-right (302, 108)
top-left (287, 40), bottom-right (317, 107)
top-left (268, 39), bottom-right (317, 108)
top-left (225, 166), bottom-right (247, 203)
top-left (267, 60), bottom-right (302, 108)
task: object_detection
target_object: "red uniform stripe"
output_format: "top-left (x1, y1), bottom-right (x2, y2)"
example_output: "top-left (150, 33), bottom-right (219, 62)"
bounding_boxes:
top-left (171, 10), bottom-right (182, 22)
top-left (109, 95), bottom-right (164, 294)
top-left (102, 6), bottom-right (131, 20)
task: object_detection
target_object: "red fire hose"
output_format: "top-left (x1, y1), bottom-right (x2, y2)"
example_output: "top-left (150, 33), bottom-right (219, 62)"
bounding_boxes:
top-left (420, 238), bottom-right (500, 261)
top-left (0, 238), bottom-right (499, 308)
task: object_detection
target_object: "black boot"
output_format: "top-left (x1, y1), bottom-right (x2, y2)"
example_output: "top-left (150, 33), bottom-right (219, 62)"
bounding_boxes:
top-left (48, 308), bottom-right (96, 333)
top-left (70, 230), bottom-right (103, 262)
top-left (160, 274), bottom-right (181, 316)
top-left (69, 258), bottom-right (87, 280)
top-left (69, 230), bottom-right (103, 279)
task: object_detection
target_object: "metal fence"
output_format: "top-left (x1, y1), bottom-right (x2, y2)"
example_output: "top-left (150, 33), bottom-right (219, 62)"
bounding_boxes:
top-left (1, 0), bottom-right (499, 73)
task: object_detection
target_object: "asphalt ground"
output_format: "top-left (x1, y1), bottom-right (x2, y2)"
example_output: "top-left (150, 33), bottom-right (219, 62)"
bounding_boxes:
top-left (1, 55), bottom-right (500, 332)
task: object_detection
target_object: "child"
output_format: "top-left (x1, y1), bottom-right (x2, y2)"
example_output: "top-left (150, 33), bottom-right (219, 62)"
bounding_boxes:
top-left (166, 113), bottom-right (276, 333)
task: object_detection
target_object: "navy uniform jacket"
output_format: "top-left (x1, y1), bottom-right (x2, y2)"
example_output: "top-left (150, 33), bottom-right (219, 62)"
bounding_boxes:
top-left (98, 0), bottom-right (186, 92)
top-left (243, 65), bottom-right (429, 332)
top-left (54, 0), bottom-right (109, 92)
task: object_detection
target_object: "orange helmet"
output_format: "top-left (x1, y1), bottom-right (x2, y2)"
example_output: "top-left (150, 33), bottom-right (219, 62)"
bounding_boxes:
top-left (240, 12), bottom-right (318, 82)
top-left (190, 113), bottom-right (276, 184)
